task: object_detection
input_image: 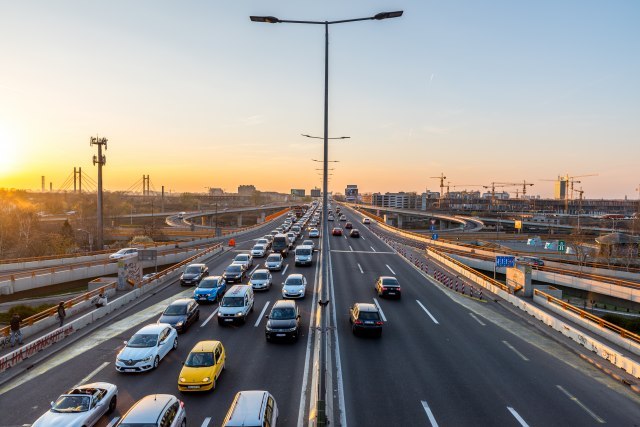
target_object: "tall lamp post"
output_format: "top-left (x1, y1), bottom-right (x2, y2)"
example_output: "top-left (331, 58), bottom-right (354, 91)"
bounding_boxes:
top-left (251, 11), bottom-right (402, 426)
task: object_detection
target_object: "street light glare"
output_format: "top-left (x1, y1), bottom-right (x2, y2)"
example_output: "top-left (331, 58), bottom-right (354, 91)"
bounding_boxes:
top-left (250, 16), bottom-right (280, 23)
top-left (373, 11), bottom-right (404, 20)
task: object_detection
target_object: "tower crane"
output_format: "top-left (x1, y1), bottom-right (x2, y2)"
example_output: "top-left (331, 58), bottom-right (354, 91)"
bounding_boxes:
top-left (495, 180), bottom-right (535, 199)
top-left (429, 173), bottom-right (446, 207)
top-left (541, 173), bottom-right (597, 213)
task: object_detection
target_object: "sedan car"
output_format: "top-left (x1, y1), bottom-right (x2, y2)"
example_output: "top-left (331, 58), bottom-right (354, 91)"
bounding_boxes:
top-left (158, 299), bottom-right (200, 332)
top-left (301, 239), bottom-right (315, 249)
top-left (222, 263), bottom-right (246, 283)
top-left (375, 276), bottom-right (402, 298)
top-left (233, 253), bottom-right (254, 269)
top-left (116, 394), bottom-right (185, 427)
top-left (108, 248), bottom-right (138, 262)
top-left (282, 274), bottom-right (307, 299)
top-left (249, 269), bottom-right (273, 291)
top-left (265, 300), bottom-right (300, 342)
top-left (256, 238), bottom-right (271, 250)
top-left (345, 222), bottom-right (353, 229)
top-left (349, 229), bottom-right (361, 238)
top-left (349, 303), bottom-right (383, 337)
top-left (251, 244), bottom-right (267, 258)
top-left (308, 228), bottom-right (320, 238)
top-left (180, 263), bottom-right (209, 286)
top-left (332, 227), bottom-right (343, 236)
top-left (362, 217), bottom-right (371, 224)
top-left (339, 215), bottom-right (347, 221)
top-left (33, 382), bottom-right (118, 427)
top-left (193, 276), bottom-right (227, 303)
top-left (115, 324), bottom-right (178, 372)
top-left (265, 253), bottom-right (284, 271)
top-left (178, 341), bottom-right (226, 392)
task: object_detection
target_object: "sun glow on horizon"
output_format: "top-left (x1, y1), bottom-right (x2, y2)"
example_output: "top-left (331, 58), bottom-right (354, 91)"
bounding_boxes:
top-left (0, 125), bottom-right (22, 178)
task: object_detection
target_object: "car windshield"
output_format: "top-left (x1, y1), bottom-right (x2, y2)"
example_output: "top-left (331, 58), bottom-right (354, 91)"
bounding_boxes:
top-left (285, 277), bottom-right (303, 286)
top-left (185, 266), bottom-right (201, 274)
top-left (185, 351), bottom-right (214, 367)
top-left (51, 395), bottom-right (91, 413)
top-left (303, 241), bottom-right (313, 246)
top-left (267, 255), bottom-right (280, 262)
top-left (235, 255), bottom-right (248, 261)
top-left (226, 265), bottom-right (241, 273)
top-left (297, 249), bottom-right (311, 256)
top-left (270, 307), bottom-right (296, 320)
top-left (222, 296), bottom-right (244, 307)
top-left (128, 333), bottom-right (158, 348)
top-left (253, 245), bottom-right (264, 251)
top-left (359, 311), bottom-right (380, 321)
top-left (252, 272), bottom-right (268, 280)
top-left (198, 278), bottom-right (219, 289)
top-left (164, 304), bottom-right (187, 316)
top-left (382, 278), bottom-right (400, 286)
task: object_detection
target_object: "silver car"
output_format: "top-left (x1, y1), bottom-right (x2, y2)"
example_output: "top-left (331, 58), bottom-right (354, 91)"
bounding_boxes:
top-left (251, 244), bottom-right (267, 258)
top-left (116, 394), bottom-right (186, 427)
top-left (265, 254), bottom-right (284, 271)
top-left (33, 382), bottom-right (118, 427)
top-left (234, 253), bottom-right (254, 269)
top-left (282, 274), bottom-right (307, 299)
top-left (249, 269), bottom-right (273, 291)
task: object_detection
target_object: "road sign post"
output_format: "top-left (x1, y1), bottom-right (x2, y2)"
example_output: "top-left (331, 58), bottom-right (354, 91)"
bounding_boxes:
top-left (494, 256), bottom-right (515, 279)
top-left (558, 240), bottom-right (566, 252)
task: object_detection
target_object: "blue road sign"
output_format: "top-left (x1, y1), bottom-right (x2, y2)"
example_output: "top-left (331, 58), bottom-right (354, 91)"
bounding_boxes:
top-left (432, 233), bottom-right (439, 240)
top-left (429, 225), bottom-right (436, 231)
top-left (495, 256), bottom-right (516, 268)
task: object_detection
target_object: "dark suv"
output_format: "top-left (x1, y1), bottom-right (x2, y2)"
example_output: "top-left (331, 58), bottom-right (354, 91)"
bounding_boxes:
top-left (222, 264), bottom-right (246, 283)
top-left (349, 303), bottom-right (383, 337)
top-left (265, 300), bottom-right (301, 342)
top-left (180, 263), bottom-right (209, 286)
top-left (375, 276), bottom-right (401, 299)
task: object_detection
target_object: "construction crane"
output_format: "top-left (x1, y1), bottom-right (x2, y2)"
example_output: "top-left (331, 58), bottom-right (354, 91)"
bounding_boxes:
top-left (541, 173), bottom-right (597, 212)
top-left (482, 182), bottom-right (511, 209)
top-left (573, 187), bottom-right (585, 232)
top-left (495, 180), bottom-right (535, 199)
top-left (429, 173), bottom-right (446, 207)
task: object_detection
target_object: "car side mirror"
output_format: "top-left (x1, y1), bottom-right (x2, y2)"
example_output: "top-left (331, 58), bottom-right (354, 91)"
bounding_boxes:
top-left (181, 361), bottom-right (185, 365)
top-left (123, 340), bottom-right (128, 345)
top-left (50, 401), bottom-right (55, 408)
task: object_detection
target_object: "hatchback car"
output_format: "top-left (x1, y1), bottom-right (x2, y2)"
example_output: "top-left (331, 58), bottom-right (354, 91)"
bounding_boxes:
top-left (375, 276), bottom-right (402, 299)
top-left (309, 228), bottom-right (320, 238)
top-left (362, 217), bottom-right (371, 224)
top-left (222, 264), bottom-right (246, 283)
top-left (302, 239), bottom-right (315, 249)
top-left (345, 222), bottom-right (353, 229)
top-left (193, 276), bottom-right (227, 303)
top-left (116, 324), bottom-right (178, 372)
top-left (249, 269), bottom-right (273, 291)
top-left (332, 227), bottom-right (343, 236)
top-left (265, 254), bottom-right (284, 271)
top-left (349, 303), bottom-right (383, 337)
top-left (222, 390), bottom-right (278, 427)
top-left (109, 248), bottom-right (138, 262)
top-left (251, 244), bottom-right (267, 258)
top-left (233, 253), bottom-right (254, 269)
top-left (282, 274), bottom-right (307, 299)
top-left (158, 299), bottom-right (200, 333)
top-left (339, 215), bottom-right (347, 221)
top-left (349, 229), bottom-right (361, 238)
top-left (180, 263), bottom-right (209, 286)
top-left (116, 394), bottom-right (186, 427)
top-left (265, 300), bottom-right (300, 342)
top-left (178, 341), bottom-right (226, 392)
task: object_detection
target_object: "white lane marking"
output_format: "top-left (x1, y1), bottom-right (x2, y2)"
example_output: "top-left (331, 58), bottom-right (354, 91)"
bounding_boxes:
top-left (200, 417), bottom-right (212, 427)
top-left (254, 301), bottom-right (271, 327)
top-left (469, 312), bottom-right (486, 326)
top-left (556, 385), bottom-right (605, 423)
top-left (330, 250), bottom-right (394, 254)
top-left (386, 264), bottom-right (395, 274)
top-left (357, 263), bottom-right (363, 274)
top-left (74, 361), bottom-right (109, 388)
top-left (106, 417), bottom-right (120, 427)
top-left (416, 300), bottom-right (439, 325)
top-left (249, 265), bottom-right (259, 275)
top-left (200, 308), bottom-right (219, 327)
top-left (507, 407), bottom-right (530, 427)
top-left (370, 246), bottom-right (377, 252)
top-left (361, 235), bottom-right (366, 240)
top-left (349, 245), bottom-right (353, 252)
top-left (281, 264), bottom-right (289, 275)
top-left (343, 233), bottom-right (348, 239)
top-left (421, 400), bottom-right (439, 427)
top-left (372, 298), bottom-right (387, 322)
top-left (502, 340), bottom-right (529, 362)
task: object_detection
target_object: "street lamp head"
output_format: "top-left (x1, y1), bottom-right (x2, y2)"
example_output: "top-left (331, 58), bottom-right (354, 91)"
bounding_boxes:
top-left (250, 15), bottom-right (280, 23)
top-left (373, 11), bottom-right (404, 20)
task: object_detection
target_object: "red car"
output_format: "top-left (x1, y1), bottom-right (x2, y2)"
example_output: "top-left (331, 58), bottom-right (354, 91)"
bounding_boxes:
top-left (332, 227), bottom-right (343, 236)
top-left (345, 222), bottom-right (353, 229)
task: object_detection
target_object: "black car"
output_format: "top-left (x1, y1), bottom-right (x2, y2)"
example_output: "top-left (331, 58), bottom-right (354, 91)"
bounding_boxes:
top-left (265, 300), bottom-right (300, 342)
top-left (375, 276), bottom-right (401, 299)
top-left (158, 298), bottom-right (200, 333)
top-left (349, 229), bottom-right (360, 238)
top-left (349, 303), bottom-right (383, 337)
top-left (222, 264), bottom-right (245, 283)
top-left (180, 263), bottom-right (209, 286)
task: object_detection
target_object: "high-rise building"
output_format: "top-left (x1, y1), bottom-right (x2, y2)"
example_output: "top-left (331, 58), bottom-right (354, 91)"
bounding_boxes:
top-left (345, 184), bottom-right (358, 202)
top-left (372, 192), bottom-right (420, 209)
top-left (554, 178), bottom-right (568, 200)
top-left (310, 188), bottom-right (321, 198)
top-left (238, 185), bottom-right (257, 195)
top-left (291, 189), bottom-right (305, 197)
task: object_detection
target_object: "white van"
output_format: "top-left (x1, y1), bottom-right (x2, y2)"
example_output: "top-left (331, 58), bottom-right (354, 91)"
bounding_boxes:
top-left (294, 245), bottom-right (313, 266)
top-left (217, 285), bottom-right (254, 325)
top-left (222, 390), bottom-right (278, 427)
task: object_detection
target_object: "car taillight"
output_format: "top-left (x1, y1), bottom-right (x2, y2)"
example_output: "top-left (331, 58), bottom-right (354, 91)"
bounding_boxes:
top-left (381, 287), bottom-right (387, 291)
top-left (355, 320), bottom-right (363, 325)
top-left (375, 321), bottom-right (383, 325)
top-left (180, 400), bottom-right (185, 408)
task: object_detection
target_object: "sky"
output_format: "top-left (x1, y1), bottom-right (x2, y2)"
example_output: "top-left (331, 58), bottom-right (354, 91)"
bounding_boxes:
top-left (0, 1), bottom-right (639, 199)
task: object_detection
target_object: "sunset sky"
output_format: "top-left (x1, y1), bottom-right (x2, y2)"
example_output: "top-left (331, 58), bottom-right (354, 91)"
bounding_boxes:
top-left (0, 1), bottom-right (639, 199)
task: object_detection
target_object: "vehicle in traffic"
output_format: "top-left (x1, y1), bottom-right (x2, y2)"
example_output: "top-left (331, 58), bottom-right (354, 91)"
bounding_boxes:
top-left (349, 229), bottom-right (360, 238)
top-left (516, 256), bottom-right (545, 266)
top-left (222, 390), bottom-right (278, 427)
top-left (271, 234), bottom-right (290, 257)
top-left (262, 235), bottom-right (274, 245)
top-left (217, 285), bottom-right (254, 325)
top-left (286, 232), bottom-right (297, 248)
top-left (291, 225), bottom-right (301, 235)
top-left (115, 324), bottom-right (178, 372)
top-left (158, 299), bottom-right (200, 333)
top-left (375, 276), bottom-right (402, 299)
top-left (178, 340), bottom-right (226, 392)
top-left (249, 269), bottom-right (273, 291)
top-left (233, 253), bottom-right (254, 269)
top-left (327, 215), bottom-right (335, 221)
top-left (332, 227), bottom-right (343, 236)
top-left (345, 222), bottom-right (353, 229)
top-left (282, 273), bottom-right (307, 299)
top-left (265, 253), bottom-right (284, 271)
top-left (180, 263), bottom-right (209, 286)
top-left (222, 264), bottom-right (246, 283)
top-left (265, 300), bottom-right (301, 342)
top-left (339, 215), bottom-right (347, 221)
top-left (193, 276), bottom-right (227, 303)
top-left (349, 303), bottom-right (383, 337)
top-left (294, 245), bottom-right (313, 266)
top-left (116, 394), bottom-right (186, 427)
top-left (256, 238), bottom-right (271, 249)
top-left (109, 248), bottom-right (138, 262)
top-left (362, 217), bottom-right (371, 224)
top-left (308, 228), bottom-right (320, 238)
top-left (32, 382), bottom-right (118, 427)
top-left (302, 239), bottom-right (315, 249)
top-left (251, 245), bottom-right (267, 258)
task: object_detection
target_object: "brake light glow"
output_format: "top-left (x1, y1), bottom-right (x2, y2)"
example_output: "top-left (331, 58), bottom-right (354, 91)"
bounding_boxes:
top-left (375, 321), bottom-right (384, 325)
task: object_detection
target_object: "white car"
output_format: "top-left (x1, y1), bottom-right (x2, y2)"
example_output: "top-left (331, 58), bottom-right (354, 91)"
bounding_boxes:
top-left (251, 245), bottom-right (267, 258)
top-left (249, 269), bottom-right (273, 291)
top-left (362, 217), bottom-right (371, 224)
top-left (282, 274), bottom-right (307, 299)
top-left (117, 394), bottom-right (186, 427)
top-left (309, 228), bottom-right (320, 238)
top-left (301, 239), bottom-right (315, 249)
top-left (109, 248), bottom-right (138, 262)
top-left (115, 324), bottom-right (178, 373)
top-left (256, 238), bottom-right (271, 250)
top-left (286, 232), bottom-right (297, 247)
top-left (265, 254), bottom-right (284, 271)
top-left (234, 253), bottom-right (254, 269)
top-left (33, 382), bottom-right (118, 427)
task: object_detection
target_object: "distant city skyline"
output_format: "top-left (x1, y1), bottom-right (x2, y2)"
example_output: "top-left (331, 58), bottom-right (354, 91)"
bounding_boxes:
top-left (1, 1), bottom-right (638, 199)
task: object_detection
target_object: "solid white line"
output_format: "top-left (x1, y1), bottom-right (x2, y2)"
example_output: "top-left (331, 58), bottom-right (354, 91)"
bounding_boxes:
top-left (370, 246), bottom-right (377, 252)
top-left (357, 263), bottom-right (364, 274)
top-left (361, 235), bottom-right (366, 240)
top-left (330, 250), bottom-right (394, 254)
top-left (507, 407), bottom-right (530, 427)
top-left (421, 400), bottom-right (440, 427)
top-left (249, 265), bottom-right (259, 275)
top-left (386, 264), bottom-right (395, 274)
top-left (416, 300), bottom-right (439, 324)
top-left (106, 417), bottom-right (120, 427)
top-left (200, 417), bottom-right (212, 427)
top-left (74, 361), bottom-right (109, 388)
top-left (200, 308), bottom-right (219, 327)
top-left (372, 298), bottom-right (387, 322)
top-left (502, 340), bottom-right (529, 361)
top-left (556, 385), bottom-right (605, 423)
top-left (281, 264), bottom-right (289, 275)
top-left (349, 245), bottom-right (353, 252)
top-left (469, 312), bottom-right (486, 326)
top-left (254, 301), bottom-right (271, 327)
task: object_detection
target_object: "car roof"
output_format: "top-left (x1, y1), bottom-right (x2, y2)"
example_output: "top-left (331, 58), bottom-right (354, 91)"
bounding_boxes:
top-left (187, 263), bottom-right (206, 267)
top-left (225, 285), bottom-right (251, 296)
top-left (226, 391), bottom-right (270, 425)
top-left (136, 324), bottom-right (168, 334)
top-left (120, 394), bottom-right (175, 423)
top-left (189, 340), bottom-right (221, 353)
top-left (273, 299), bottom-right (296, 309)
top-left (286, 273), bottom-right (304, 279)
top-left (202, 275), bottom-right (222, 281)
top-left (168, 298), bottom-right (192, 306)
top-left (252, 269), bottom-right (270, 275)
top-left (354, 303), bottom-right (378, 312)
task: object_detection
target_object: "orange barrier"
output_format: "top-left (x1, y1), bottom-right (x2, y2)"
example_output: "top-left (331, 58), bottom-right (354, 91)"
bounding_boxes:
top-left (265, 208), bottom-right (290, 222)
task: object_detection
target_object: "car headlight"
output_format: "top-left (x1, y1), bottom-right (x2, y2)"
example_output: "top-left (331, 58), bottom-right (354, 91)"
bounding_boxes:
top-left (143, 355), bottom-right (153, 362)
top-left (180, 377), bottom-right (186, 382)
top-left (202, 377), bottom-right (210, 382)
top-left (175, 321), bottom-right (184, 327)
top-left (235, 312), bottom-right (244, 316)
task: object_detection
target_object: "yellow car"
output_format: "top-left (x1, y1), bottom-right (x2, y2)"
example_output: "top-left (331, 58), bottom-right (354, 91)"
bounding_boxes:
top-left (178, 340), bottom-right (226, 392)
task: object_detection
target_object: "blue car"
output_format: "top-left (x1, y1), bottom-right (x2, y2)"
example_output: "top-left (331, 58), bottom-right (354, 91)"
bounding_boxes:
top-left (193, 276), bottom-right (227, 303)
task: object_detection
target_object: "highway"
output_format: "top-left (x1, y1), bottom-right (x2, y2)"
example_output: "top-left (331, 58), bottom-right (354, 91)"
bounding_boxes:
top-left (1, 207), bottom-right (640, 426)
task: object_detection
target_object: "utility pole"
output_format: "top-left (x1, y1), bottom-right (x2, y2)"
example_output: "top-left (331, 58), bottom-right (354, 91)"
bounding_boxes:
top-left (73, 167), bottom-right (82, 193)
top-left (90, 135), bottom-right (108, 250)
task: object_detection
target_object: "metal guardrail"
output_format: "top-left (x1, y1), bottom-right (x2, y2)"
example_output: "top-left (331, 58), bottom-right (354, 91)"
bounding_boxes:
top-left (534, 288), bottom-right (640, 346)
